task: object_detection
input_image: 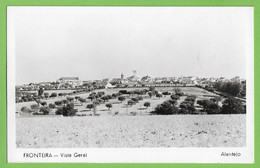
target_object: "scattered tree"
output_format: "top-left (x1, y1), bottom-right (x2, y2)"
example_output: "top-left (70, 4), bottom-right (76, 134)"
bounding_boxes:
top-left (40, 101), bottom-right (47, 106)
top-left (21, 106), bottom-right (31, 113)
top-left (86, 104), bottom-right (94, 110)
top-left (44, 93), bottom-right (49, 99)
top-left (128, 100), bottom-right (135, 107)
top-left (50, 93), bottom-right (57, 98)
top-left (66, 97), bottom-right (74, 102)
top-left (106, 103), bottom-right (112, 110)
top-left (39, 106), bottom-right (50, 115)
top-left (118, 96), bottom-right (125, 103)
top-left (30, 104), bottom-right (39, 113)
top-left (55, 103), bottom-right (77, 116)
top-left (156, 93), bottom-right (163, 99)
top-left (49, 103), bottom-right (56, 109)
top-left (54, 100), bottom-right (62, 106)
top-left (143, 102), bottom-right (151, 109)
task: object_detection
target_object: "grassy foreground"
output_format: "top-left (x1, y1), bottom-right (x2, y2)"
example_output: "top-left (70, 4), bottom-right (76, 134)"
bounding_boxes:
top-left (16, 114), bottom-right (246, 148)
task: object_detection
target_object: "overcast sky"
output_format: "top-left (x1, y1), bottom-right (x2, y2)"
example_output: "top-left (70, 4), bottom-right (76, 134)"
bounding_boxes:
top-left (10, 7), bottom-right (253, 85)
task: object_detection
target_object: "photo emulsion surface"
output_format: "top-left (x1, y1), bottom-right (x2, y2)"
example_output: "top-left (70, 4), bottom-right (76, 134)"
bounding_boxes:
top-left (8, 7), bottom-right (254, 163)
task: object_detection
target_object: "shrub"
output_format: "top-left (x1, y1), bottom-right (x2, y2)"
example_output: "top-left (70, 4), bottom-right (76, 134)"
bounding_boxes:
top-left (55, 103), bottom-right (77, 116)
top-left (30, 104), bottom-right (39, 113)
top-left (49, 103), bottom-right (56, 109)
top-left (130, 112), bottom-right (137, 116)
top-left (39, 106), bottom-right (50, 115)
top-left (21, 106), bottom-right (31, 113)
top-left (153, 101), bottom-right (178, 115)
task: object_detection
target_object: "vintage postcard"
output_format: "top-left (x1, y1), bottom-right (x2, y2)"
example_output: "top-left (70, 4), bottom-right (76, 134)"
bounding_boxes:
top-left (7, 6), bottom-right (254, 163)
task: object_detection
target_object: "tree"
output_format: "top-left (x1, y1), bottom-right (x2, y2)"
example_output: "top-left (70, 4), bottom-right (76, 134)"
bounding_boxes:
top-left (222, 97), bottom-right (245, 114)
top-left (21, 106), bottom-right (31, 113)
top-left (78, 98), bottom-right (87, 105)
top-left (55, 103), bottom-right (77, 116)
top-left (44, 93), bottom-right (49, 99)
top-left (165, 99), bottom-right (177, 105)
top-left (137, 96), bottom-right (143, 100)
top-left (208, 103), bottom-right (221, 114)
top-left (40, 101), bottom-right (47, 106)
top-left (30, 104), bottom-right (39, 113)
top-left (128, 100), bottom-right (135, 107)
top-left (62, 99), bottom-right (69, 105)
top-left (210, 97), bottom-right (221, 103)
top-left (54, 100), bottom-right (62, 106)
top-left (50, 93), bottom-right (57, 98)
top-left (49, 103), bottom-right (56, 109)
top-left (171, 94), bottom-right (180, 100)
top-left (148, 92), bottom-right (153, 98)
top-left (106, 103), bottom-right (112, 110)
top-left (75, 96), bottom-right (80, 101)
top-left (197, 99), bottom-right (211, 111)
top-left (153, 101), bottom-right (178, 115)
top-left (149, 86), bottom-right (155, 92)
top-left (34, 97), bottom-right (41, 106)
top-left (88, 95), bottom-right (95, 101)
top-left (101, 96), bottom-right (109, 102)
top-left (143, 102), bottom-right (151, 109)
top-left (118, 96), bottom-right (125, 103)
top-left (162, 91), bottom-right (170, 97)
top-left (179, 99), bottom-right (196, 114)
top-left (66, 97), bottom-right (74, 102)
top-left (38, 87), bottom-right (44, 96)
top-left (39, 106), bottom-right (50, 115)
top-left (156, 94), bottom-right (163, 99)
top-left (131, 97), bottom-right (139, 103)
top-left (86, 104), bottom-right (94, 110)
top-left (58, 93), bottom-right (64, 97)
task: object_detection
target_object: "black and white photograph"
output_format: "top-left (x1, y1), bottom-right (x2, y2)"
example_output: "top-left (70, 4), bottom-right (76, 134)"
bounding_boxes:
top-left (7, 6), bottom-right (254, 163)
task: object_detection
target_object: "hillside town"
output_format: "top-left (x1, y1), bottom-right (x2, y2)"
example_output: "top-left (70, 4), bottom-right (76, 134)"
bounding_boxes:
top-left (16, 71), bottom-right (244, 91)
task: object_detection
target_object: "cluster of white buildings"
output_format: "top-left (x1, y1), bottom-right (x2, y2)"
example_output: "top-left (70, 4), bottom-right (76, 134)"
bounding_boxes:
top-left (16, 70), bottom-right (245, 91)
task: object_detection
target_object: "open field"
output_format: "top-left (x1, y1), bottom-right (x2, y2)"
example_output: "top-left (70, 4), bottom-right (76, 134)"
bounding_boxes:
top-left (16, 114), bottom-right (246, 148)
top-left (16, 87), bottom-right (220, 115)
